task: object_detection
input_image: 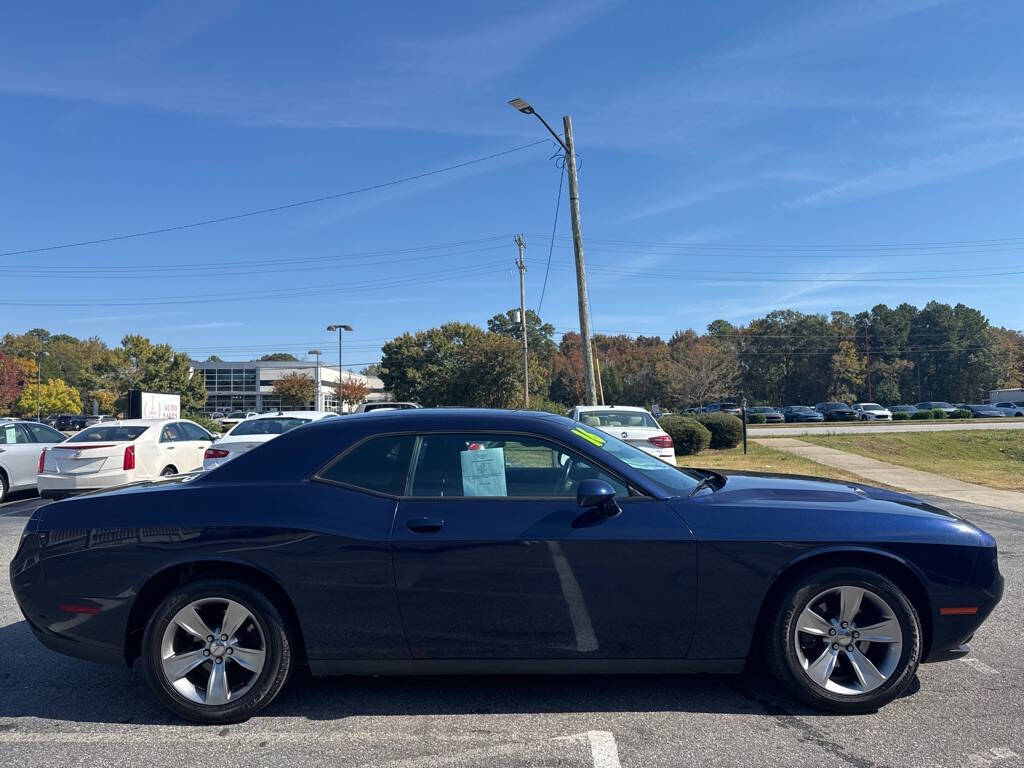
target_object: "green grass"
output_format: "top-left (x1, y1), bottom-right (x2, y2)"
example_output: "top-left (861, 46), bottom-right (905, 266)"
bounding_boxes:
top-left (677, 441), bottom-right (870, 485)
top-left (800, 430), bottom-right (1024, 491)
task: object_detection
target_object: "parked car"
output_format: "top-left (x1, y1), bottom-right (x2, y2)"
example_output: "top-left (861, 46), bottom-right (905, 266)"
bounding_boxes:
top-left (84, 414), bottom-right (117, 427)
top-left (53, 413), bottom-right (88, 432)
top-left (747, 406), bottom-right (785, 423)
top-left (851, 403), bottom-right (892, 421)
top-left (991, 401), bottom-right (1024, 417)
top-left (815, 402), bottom-right (859, 421)
top-left (914, 401), bottom-right (957, 415)
top-left (209, 412), bottom-right (225, 420)
top-left (0, 419), bottom-right (67, 502)
top-left (219, 411), bottom-right (258, 429)
top-left (963, 404), bottom-right (1005, 418)
top-left (889, 405), bottom-right (918, 415)
top-left (703, 402), bottom-right (742, 415)
top-left (203, 411), bottom-right (339, 470)
top-left (12, 408), bottom-right (1003, 722)
top-left (779, 405), bottom-right (825, 423)
top-left (37, 419), bottom-right (214, 499)
top-left (568, 405), bottom-right (674, 461)
top-left (352, 402), bottom-right (422, 413)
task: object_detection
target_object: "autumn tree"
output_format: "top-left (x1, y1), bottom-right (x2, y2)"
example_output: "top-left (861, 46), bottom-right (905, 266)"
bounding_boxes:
top-left (337, 378), bottom-right (370, 408)
top-left (828, 340), bottom-right (866, 402)
top-left (0, 352), bottom-right (26, 416)
top-left (272, 372), bottom-right (317, 408)
top-left (16, 378), bottom-right (81, 417)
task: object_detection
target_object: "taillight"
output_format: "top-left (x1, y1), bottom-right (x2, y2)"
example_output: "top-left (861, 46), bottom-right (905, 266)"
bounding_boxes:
top-left (205, 448), bottom-right (229, 459)
top-left (648, 435), bottom-right (673, 449)
top-left (123, 445), bottom-right (135, 471)
top-left (38, 449), bottom-right (46, 473)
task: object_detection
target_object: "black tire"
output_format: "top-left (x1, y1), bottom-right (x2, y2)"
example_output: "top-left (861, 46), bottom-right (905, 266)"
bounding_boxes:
top-left (160, 466), bottom-right (177, 477)
top-left (0, 471), bottom-right (8, 504)
top-left (766, 567), bottom-right (921, 713)
top-left (141, 579), bottom-right (293, 723)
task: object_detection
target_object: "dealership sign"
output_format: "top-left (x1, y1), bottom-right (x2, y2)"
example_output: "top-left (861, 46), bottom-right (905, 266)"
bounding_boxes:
top-left (128, 391), bottom-right (181, 420)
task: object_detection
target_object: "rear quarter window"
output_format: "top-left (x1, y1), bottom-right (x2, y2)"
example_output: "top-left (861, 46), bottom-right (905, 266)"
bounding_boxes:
top-left (316, 435), bottom-right (415, 497)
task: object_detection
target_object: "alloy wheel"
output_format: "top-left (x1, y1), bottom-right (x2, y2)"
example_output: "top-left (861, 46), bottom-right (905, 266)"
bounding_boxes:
top-left (793, 585), bottom-right (904, 695)
top-left (160, 597), bottom-right (266, 706)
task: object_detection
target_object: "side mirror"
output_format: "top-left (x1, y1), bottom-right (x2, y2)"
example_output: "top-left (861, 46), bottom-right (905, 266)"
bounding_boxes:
top-left (576, 478), bottom-right (621, 518)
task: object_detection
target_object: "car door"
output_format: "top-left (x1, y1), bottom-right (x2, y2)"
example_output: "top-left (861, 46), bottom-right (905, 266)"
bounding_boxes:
top-left (178, 422), bottom-right (213, 471)
top-left (0, 423), bottom-right (41, 492)
top-left (391, 432), bottom-right (697, 660)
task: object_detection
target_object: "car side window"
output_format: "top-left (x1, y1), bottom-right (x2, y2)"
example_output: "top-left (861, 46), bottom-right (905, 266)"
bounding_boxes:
top-left (160, 423), bottom-right (184, 443)
top-left (181, 422), bottom-right (210, 441)
top-left (318, 435), bottom-right (415, 497)
top-left (0, 424), bottom-right (31, 444)
top-left (25, 423), bottom-right (65, 443)
top-left (409, 433), bottom-right (629, 499)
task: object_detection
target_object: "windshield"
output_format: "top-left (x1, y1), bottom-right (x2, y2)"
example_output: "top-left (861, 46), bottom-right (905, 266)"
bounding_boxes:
top-left (67, 425), bottom-right (150, 442)
top-left (571, 424), bottom-right (699, 496)
top-left (578, 410), bottom-right (658, 428)
top-left (229, 417), bottom-right (309, 436)
top-left (787, 406), bottom-right (811, 412)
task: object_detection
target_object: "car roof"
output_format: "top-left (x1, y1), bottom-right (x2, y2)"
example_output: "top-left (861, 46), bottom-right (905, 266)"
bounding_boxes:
top-left (574, 405), bottom-right (651, 413)
top-left (251, 410), bottom-right (336, 419)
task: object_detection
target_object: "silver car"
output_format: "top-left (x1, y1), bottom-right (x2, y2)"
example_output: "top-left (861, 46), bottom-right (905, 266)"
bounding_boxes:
top-left (0, 419), bottom-right (68, 502)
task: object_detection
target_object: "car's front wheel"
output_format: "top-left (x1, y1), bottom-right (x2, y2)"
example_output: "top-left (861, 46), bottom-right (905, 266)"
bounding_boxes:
top-left (767, 567), bottom-right (921, 713)
top-left (141, 579), bottom-right (293, 723)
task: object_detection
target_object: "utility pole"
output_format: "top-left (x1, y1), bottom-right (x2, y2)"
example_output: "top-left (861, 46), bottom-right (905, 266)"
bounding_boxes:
top-left (507, 100), bottom-right (597, 405)
top-left (515, 234), bottom-right (529, 408)
top-left (865, 326), bottom-right (872, 402)
top-left (563, 115), bottom-right (598, 405)
top-left (308, 349), bottom-right (322, 411)
top-left (326, 324), bottom-right (353, 411)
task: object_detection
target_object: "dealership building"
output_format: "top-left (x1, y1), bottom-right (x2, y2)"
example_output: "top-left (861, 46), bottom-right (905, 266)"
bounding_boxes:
top-left (190, 360), bottom-right (387, 415)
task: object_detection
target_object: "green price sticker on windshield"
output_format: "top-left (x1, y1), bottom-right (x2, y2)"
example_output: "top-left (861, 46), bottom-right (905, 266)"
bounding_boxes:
top-left (571, 426), bottom-right (606, 447)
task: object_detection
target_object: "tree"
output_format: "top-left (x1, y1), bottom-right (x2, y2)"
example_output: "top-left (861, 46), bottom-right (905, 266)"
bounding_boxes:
top-left (828, 340), bottom-right (866, 402)
top-left (273, 372), bottom-right (317, 407)
top-left (205, 355), bottom-right (224, 363)
top-left (259, 353), bottom-right (299, 362)
top-left (90, 389), bottom-right (119, 415)
top-left (0, 352), bottom-right (26, 416)
top-left (662, 338), bottom-right (740, 407)
top-left (360, 363), bottom-right (383, 378)
top-left (108, 335), bottom-right (207, 413)
top-left (15, 378), bottom-right (81, 416)
top-left (337, 378), bottom-right (370, 408)
top-left (487, 309), bottom-right (558, 367)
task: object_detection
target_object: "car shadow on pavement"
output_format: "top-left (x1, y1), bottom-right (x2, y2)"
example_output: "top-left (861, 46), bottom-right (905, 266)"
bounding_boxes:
top-left (0, 620), bottom-right (919, 725)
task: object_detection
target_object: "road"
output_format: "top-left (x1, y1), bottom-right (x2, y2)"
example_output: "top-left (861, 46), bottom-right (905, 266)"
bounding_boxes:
top-left (0, 492), bottom-right (1020, 768)
top-left (749, 419), bottom-right (1024, 437)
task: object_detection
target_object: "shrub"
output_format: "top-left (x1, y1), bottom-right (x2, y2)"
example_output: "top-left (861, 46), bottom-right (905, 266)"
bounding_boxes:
top-left (891, 411), bottom-right (910, 421)
top-left (746, 413), bottom-right (767, 424)
top-left (949, 409), bottom-right (972, 419)
top-left (695, 412), bottom-right (743, 449)
top-left (911, 409), bottom-right (934, 420)
top-left (659, 414), bottom-right (711, 456)
top-left (521, 396), bottom-right (568, 415)
top-left (185, 413), bottom-right (223, 434)
top-left (931, 408), bottom-right (949, 419)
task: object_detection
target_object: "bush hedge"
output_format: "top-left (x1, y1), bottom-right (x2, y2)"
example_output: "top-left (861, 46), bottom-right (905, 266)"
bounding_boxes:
top-left (185, 413), bottom-right (224, 434)
top-left (746, 413), bottom-right (767, 424)
top-left (949, 408), bottom-right (972, 419)
top-left (695, 412), bottom-right (743, 449)
top-left (931, 408), bottom-right (949, 419)
top-left (911, 409), bottom-right (934, 420)
top-left (891, 411), bottom-right (910, 421)
top-left (658, 414), bottom-right (711, 456)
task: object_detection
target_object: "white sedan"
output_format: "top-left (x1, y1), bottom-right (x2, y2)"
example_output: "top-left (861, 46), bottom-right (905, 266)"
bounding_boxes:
top-left (0, 419), bottom-right (68, 503)
top-left (851, 403), bottom-right (893, 421)
top-left (38, 419), bottom-right (214, 499)
top-left (567, 405), bottom-right (675, 461)
top-left (203, 411), bottom-right (339, 470)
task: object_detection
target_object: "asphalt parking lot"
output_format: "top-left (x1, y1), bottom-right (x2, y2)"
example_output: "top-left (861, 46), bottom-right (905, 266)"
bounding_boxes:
top-left (1, 492), bottom-right (1020, 768)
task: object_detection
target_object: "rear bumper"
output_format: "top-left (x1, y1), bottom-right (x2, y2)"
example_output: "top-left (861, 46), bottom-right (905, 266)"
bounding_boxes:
top-left (38, 470), bottom-right (136, 498)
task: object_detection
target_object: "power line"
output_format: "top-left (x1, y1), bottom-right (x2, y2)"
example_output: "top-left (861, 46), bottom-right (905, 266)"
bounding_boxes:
top-left (537, 165), bottom-right (564, 314)
top-left (527, 233), bottom-right (1024, 252)
top-left (0, 140), bottom-right (551, 257)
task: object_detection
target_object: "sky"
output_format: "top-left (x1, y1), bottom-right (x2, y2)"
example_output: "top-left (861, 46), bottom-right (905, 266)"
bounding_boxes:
top-left (1, 0), bottom-right (1022, 370)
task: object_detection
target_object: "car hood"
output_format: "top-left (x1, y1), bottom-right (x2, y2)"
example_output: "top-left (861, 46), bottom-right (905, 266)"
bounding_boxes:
top-left (695, 469), bottom-right (974, 525)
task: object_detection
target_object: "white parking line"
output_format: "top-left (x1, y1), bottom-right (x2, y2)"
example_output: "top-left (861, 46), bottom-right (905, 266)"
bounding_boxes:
top-left (587, 731), bottom-right (622, 768)
top-left (959, 657), bottom-right (999, 675)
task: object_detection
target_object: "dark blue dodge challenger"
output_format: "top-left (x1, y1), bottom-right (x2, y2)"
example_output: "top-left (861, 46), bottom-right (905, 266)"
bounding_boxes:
top-left (10, 409), bottom-right (1003, 723)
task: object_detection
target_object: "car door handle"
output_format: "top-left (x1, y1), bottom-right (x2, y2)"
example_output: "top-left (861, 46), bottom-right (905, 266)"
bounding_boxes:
top-left (406, 517), bottom-right (444, 533)
top-left (166, 446), bottom-right (175, 450)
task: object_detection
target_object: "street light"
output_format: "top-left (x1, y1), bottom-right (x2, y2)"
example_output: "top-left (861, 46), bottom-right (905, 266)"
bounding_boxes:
top-left (326, 324), bottom-right (353, 411)
top-left (308, 349), bottom-right (323, 411)
top-left (507, 97), bottom-right (597, 404)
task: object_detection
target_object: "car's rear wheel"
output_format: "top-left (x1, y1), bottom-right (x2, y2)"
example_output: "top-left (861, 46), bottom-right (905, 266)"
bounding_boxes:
top-left (160, 466), bottom-right (177, 477)
top-left (141, 579), bottom-right (293, 723)
top-left (767, 567), bottom-right (920, 713)
top-left (0, 471), bottom-right (8, 504)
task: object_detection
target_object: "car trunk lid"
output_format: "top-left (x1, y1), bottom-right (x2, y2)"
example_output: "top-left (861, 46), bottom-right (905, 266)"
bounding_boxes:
top-left (45, 443), bottom-right (124, 475)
